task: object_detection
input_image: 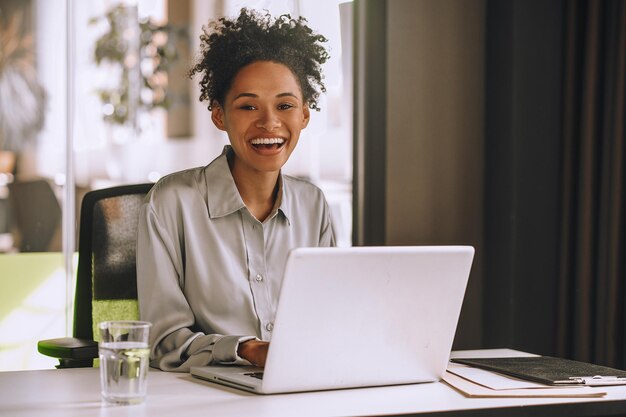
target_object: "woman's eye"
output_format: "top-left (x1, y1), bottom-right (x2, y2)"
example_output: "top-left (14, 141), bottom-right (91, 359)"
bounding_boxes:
top-left (239, 105), bottom-right (257, 110)
top-left (278, 103), bottom-right (294, 110)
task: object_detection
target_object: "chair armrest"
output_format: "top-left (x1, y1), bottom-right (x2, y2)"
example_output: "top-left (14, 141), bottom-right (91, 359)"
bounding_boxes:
top-left (38, 337), bottom-right (98, 360)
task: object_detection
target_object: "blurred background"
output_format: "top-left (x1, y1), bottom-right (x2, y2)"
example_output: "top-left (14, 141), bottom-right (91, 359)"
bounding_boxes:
top-left (0, 0), bottom-right (353, 370)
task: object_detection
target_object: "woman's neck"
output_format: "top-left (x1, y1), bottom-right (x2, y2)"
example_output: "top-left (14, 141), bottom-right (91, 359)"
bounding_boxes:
top-left (229, 157), bottom-right (280, 222)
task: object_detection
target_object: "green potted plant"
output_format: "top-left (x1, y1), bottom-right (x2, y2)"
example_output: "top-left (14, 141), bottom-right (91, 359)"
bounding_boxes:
top-left (90, 4), bottom-right (183, 131)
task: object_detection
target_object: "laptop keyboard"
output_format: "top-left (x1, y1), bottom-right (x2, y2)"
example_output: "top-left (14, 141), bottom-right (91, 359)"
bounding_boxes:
top-left (244, 372), bottom-right (264, 380)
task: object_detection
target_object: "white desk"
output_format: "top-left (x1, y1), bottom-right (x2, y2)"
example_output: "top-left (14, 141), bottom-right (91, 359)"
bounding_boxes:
top-left (2, 350), bottom-right (626, 417)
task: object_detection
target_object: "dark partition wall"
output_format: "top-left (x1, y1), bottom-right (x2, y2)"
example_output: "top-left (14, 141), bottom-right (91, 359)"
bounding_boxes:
top-left (353, 0), bottom-right (486, 349)
top-left (483, 0), bottom-right (564, 355)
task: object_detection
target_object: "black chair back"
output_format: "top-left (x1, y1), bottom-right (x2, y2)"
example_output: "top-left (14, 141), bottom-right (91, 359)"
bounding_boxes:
top-left (73, 183), bottom-right (153, 340)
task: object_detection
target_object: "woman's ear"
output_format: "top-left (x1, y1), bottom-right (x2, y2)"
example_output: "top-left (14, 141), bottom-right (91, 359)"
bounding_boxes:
top-left (301, 104), bottom-right (311, 129)
top-left (211, 101), bottom-right (226, 131)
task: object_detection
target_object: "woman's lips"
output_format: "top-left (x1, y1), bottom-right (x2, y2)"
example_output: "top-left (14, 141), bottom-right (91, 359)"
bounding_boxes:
top-left (250, 137), bottom-right (285, 145)
top-left (249, 137), bottom-right (287, 154)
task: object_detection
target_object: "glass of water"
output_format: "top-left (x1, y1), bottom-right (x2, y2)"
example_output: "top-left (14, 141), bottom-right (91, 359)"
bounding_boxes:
top-left (98, 320), bottom-right (151, 405)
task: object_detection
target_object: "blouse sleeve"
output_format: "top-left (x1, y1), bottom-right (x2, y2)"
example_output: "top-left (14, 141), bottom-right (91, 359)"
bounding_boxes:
top-left (319, 199), bottom-right (336, 248)
top-left (136, 202), bottom-right (255, 372)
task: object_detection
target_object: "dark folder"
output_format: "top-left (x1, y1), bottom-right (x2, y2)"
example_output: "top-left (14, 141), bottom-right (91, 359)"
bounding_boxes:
top-left (451, 356), bottom-right (626, 386)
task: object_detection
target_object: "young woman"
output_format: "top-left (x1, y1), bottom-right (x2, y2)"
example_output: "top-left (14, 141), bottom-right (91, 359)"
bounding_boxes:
top-left (137, 9), bottom-right (334, 372)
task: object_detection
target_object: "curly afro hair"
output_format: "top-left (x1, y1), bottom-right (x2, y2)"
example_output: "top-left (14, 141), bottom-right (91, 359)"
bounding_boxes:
top-left (189, 8), bottom-right (329, 111)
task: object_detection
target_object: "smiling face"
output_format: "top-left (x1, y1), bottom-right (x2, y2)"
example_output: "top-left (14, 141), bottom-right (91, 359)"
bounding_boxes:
top-left (211, 61), bottom-right (311, 181)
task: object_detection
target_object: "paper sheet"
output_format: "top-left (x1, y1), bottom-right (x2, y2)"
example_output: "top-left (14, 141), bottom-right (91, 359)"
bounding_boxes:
top-left (442, 371), bottom-right (607, 398)
top-left (448, 363), bottom-right (550, 390)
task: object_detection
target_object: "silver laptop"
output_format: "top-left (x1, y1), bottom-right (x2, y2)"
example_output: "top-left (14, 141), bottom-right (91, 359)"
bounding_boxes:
top-left (191, 245), bottom-right (474, 394)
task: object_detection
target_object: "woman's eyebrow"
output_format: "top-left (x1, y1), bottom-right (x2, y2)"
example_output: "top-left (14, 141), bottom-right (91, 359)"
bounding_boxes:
top-left (276, 92), bottom-right (298, 99)
top-left (232, 92), bottom-right (258, 101)
top-left (231, 92), bottom-right (300, 103)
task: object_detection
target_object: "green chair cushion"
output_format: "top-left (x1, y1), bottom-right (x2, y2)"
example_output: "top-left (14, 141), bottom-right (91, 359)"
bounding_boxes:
top-left (91, 299), bottom-right (139, 342)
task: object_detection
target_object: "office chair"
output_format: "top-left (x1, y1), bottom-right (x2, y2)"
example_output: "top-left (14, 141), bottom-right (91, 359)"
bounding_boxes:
top-left (8, 179), bottom-right (62, 252)
top-left (37, 183), bottom-right (153, 368)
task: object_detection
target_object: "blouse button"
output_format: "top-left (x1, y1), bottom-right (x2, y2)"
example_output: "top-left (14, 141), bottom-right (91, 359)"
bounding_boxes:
top-left (256, 274), bottom-right (264, 282)
top-left (266, 322), bottom-right (274, 332)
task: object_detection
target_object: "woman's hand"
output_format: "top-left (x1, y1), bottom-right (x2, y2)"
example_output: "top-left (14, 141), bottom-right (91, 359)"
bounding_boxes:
top-left (237, 340), bottom-right (269, 367)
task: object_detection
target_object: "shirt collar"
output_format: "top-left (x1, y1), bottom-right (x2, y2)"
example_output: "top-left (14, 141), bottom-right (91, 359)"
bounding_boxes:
top-left (205, 146), bottom-right (246, 218)
top-left (204, 145), bottom-right (291, 224)
top-left (275, 175), bottom-right (291, 224)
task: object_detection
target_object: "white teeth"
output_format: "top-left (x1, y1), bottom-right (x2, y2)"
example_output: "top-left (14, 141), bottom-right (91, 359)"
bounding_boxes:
top-left (250, 137), bottom-right (285, 145)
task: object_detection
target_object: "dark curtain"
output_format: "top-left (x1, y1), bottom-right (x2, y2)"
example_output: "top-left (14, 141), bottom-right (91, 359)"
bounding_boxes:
top-left (557, 0), bottom-right (626, 368)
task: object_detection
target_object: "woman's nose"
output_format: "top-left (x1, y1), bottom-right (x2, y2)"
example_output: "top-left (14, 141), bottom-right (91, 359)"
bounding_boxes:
top-left (255, 110), bottom-right (281, 131)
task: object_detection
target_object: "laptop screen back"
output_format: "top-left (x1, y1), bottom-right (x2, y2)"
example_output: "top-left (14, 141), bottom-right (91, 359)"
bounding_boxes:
top-left (260, 246), bottom-right (474, 393)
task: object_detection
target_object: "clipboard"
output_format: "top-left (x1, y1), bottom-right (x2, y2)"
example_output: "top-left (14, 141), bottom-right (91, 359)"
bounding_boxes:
top-left (451, 356), bottom-right (626, 386)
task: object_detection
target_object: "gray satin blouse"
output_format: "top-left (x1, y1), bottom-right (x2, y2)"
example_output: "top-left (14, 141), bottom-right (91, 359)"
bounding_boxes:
top-left (137, 146), bottom-right (335, 371)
